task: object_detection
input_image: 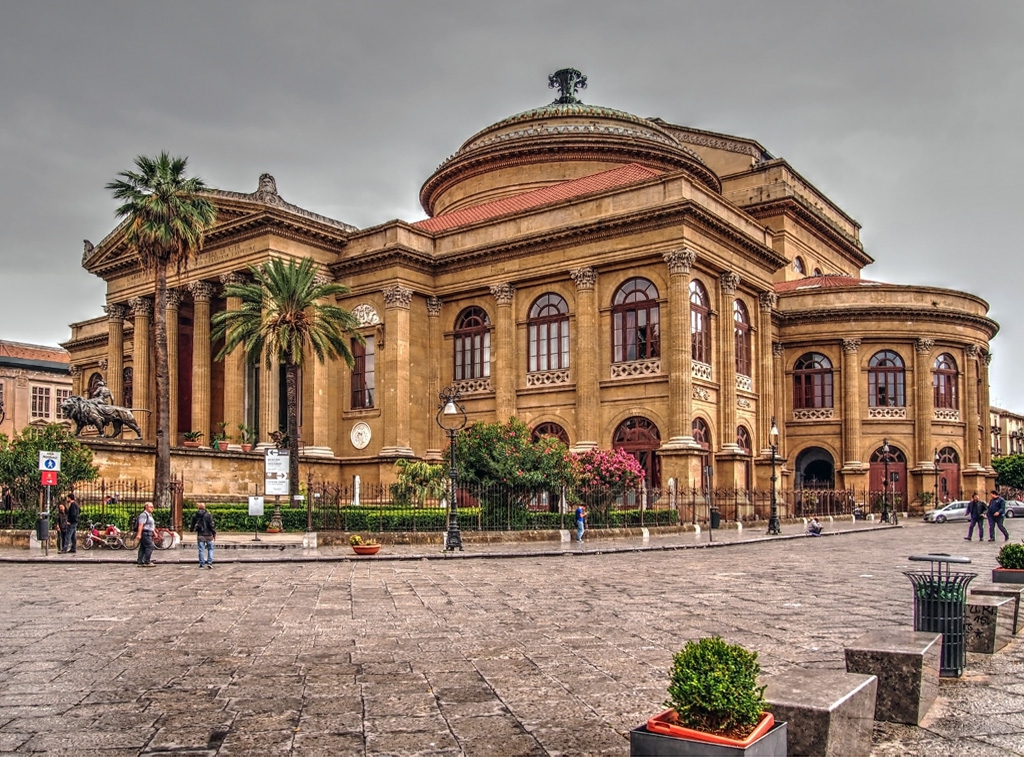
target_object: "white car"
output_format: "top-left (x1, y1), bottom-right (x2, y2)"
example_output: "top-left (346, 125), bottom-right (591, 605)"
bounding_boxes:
top-left (923, 501), bottom-right (970, 523)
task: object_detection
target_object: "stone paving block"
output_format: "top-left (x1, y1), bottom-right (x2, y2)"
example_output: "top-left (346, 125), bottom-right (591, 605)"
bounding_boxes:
top-left (966, 595), bottom-right (1013, 653)
top-left (844, 629), bottom-right (940, 725)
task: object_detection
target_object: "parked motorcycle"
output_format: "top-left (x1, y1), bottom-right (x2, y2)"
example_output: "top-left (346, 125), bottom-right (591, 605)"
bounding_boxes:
top-left (83, 521), bottom-right (126, 550)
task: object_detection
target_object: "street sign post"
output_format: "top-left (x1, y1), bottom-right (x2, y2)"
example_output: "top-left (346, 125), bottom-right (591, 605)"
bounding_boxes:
top-left (264, 449), bottom-right (290, 496)
top-left (38, 451), bottom-right (61, 472)
top-left (37, 451), bottom-right (60, 557)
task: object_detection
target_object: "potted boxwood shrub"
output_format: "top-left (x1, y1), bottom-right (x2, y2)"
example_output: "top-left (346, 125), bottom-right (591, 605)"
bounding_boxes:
top-left (182, 431), bottom-right (203, 448)
top-left (993, 542), bottom-right (1024, 584)
top-left (349, 534), bottom-right (381, 555)
top-left (631, 636), bottom-right (786, 756)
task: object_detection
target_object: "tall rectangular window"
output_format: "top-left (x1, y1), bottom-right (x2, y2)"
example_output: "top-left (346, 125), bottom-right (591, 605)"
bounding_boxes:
top-left (351, 335), bottom-right (375, 409)
top-left (56, 388), bottom-right (72, 419)
top-left (31, 386), bottom-right (51, 419)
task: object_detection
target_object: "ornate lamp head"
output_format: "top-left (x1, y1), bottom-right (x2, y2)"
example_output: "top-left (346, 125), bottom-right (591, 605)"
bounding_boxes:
top-left (548, 68), bottom-right (587, 104)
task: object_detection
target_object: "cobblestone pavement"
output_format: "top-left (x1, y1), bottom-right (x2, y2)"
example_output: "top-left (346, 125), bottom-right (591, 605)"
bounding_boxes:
top-left (1, 518), bottom-right (1022, 755)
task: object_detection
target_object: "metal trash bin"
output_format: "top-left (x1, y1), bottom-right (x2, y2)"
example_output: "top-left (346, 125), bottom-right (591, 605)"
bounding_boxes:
top-left (36, 511), bottom-right (50, 542)
top-left (905, 554), bottom-right (975, 677)
top-left (709, 507), bottom-right (721, 529)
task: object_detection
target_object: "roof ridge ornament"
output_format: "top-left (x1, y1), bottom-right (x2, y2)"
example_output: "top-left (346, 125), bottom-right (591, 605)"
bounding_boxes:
top-left (548, 68), bottom-right (587, 104)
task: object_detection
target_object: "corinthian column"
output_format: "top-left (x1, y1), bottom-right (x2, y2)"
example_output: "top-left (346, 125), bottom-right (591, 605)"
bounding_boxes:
top-left (219, 273), bottom-right (246, 450)
top-left (103, 303), bottom-right (127, 405)
top-left (427, 296), bottom-right (443, 458)
top-left (379, 284), bottom-right (414, 457)
top-left (188, 281), bottom-right (215, 446)
top-left (981, 351), bottom-right (993, 468)
top-left (570, 267), bottom-right (599, 450)
top-left (964, 344), bottom-right (981, 469)
top-left (490, 282), bottom-right (516, 421)
top-left (757, 293), bottom-right (776, 455)
top-left (128, 297), bottom-right (153, 439)
top-left (841, 338), bottom-right (862, 468)
top-left (914, 339), bottom-right (935, 469)
top-left (718, 271), bottom-right (741, 452)
top-left (305, 273), bottom-right (334, 456)
top-left (166, 289), bottom-right (182, 445)
top-left (662, 249), bottom-right (698, 449)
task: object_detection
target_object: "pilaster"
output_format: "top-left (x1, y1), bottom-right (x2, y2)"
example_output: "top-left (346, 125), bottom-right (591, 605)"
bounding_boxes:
top-left (914, 339), bottom-right (935, 469)
top-left (717, 271), bottom-right (740, 452)
top-left (379, 284), bottom-right (414, 457)
top-left (841, 338), bottom-right (862, 470)
top-left (490, 282), bottom-right (516, 421)
top-left (426, 296), bottom-right (443, 459)
top-left (569, 267), bottom-right (599, 450)
top-left (980, 351), bottom-right (993, 469)
top-left (757, 293), bottom-right (776, 456)
top-left (661, 249), bottom-right (699, 450)
top-left (220, 274), bottom-right (246, 450)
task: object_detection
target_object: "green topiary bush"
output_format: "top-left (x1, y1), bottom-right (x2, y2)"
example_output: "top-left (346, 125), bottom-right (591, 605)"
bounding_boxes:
top-left (664, 636), bottom-right (767, 737)
top-left (997, 542), bottom-right (1024, 570)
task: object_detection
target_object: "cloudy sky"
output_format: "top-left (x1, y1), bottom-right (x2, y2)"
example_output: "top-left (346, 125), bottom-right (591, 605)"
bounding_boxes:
top-left (2, 1), bottom-right (1022, 407)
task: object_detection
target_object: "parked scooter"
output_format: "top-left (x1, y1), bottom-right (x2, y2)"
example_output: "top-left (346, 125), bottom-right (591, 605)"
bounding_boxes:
top-left (83, 521), bottom-right (126, 550)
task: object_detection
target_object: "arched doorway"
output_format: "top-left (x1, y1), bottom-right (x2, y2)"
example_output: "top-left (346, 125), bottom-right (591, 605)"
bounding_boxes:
top-left (936, 447), bottom-right (961, 503)
top-left (795, 447), bottom-right (835, 489)
top-left (692, 418), bottom-right (712, 491)
top-left (870, 444), bottom-right (908, 509)
top-left (613, 416), bottom-right (661, 489)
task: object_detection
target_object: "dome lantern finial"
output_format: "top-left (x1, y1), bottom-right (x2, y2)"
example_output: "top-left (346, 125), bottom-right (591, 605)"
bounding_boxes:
top-left (548, 68), bottom-right (587, 104)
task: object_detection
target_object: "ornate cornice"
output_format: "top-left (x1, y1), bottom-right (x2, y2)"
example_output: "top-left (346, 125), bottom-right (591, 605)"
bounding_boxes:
top-left (489, 282), bottom-right (515, 305)
top-left (744, 197), bottom-right (872, 267)
top-left (569, 267), bottom-right (597, 290)
top-left (382, 285), bottom-right (413, 309)
top-left (663, 248), bottom-right (696, 275)
top-left (779, 307), bottom-right (998, 340)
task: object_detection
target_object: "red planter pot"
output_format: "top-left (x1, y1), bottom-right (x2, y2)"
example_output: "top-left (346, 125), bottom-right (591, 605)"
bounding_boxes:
top-left (645, 710), bottom-right (775, 749)
top-left (352, 544), bottom-right (381, 555)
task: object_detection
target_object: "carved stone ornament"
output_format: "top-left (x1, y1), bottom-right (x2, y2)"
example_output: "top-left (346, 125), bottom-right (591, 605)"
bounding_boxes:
top-left (569, 267), bottom-right (597, 290)
top-left (220, 271), bottom-right (247, 290)
top-left (351, 304), bottom-right (380, 327)
top-left (350, 422), bottom-right (372, 450)
top-left (426, 296), bottom-right (442, 317)
top-left (68, 365), bottom-right (82, 377)
top-left (98, 359), bottom-right (108, 371)
top-left (128, 297), bottom-right (153, 319)
top-left (663, 248), bottom-right (697, 275)
top-left (720, 271), bottom-right (741, 294)
top-left (693, 386), bottom-right (711, 401)
top-left (966, 344), bottom-right (982, 359)
top-left (842, 338), bottom-right (861, 353)
top-left (758, 292), bottom-right (778, 312)
top-left (188, 280), bottom-right (216, 303)
top-left (915, 338), bottom-right (935, 353)
top-left (382, 285), bottom-right (413, 309)
top-left (489, 282), bottom-right (515, 305)
top-left (548, 68), bottom-right (587, 104)
top-left (165, 289), bottom-right (183, 309)
top-left (103, 303), bottom-right (128, 322)
top-left (252, 173), bottom-right (281, 205)
top-left (982, 351), bottom-right (993, 366)
top-left (772, 342), bottom-right (785, 358)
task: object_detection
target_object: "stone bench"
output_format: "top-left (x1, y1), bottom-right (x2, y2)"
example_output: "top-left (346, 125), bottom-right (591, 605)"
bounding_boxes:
top-left (970, 584), bottom-right (1024, 635)
top-left (966, 595), bottom-right (1013, 653)
top-left (764, 668), bottom-right (876, 757)
top-left (844, 629), bottom-right (941, 725)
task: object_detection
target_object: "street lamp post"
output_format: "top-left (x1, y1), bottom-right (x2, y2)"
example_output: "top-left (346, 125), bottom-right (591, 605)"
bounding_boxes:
top-left (767, 417), bottom-right (781, 535)
top-left (933, 448), bottom-right (941, 507)
top-left (436, 386), bottom-right (467, 552)
top-left (881, 439), bottom-right (890, 523)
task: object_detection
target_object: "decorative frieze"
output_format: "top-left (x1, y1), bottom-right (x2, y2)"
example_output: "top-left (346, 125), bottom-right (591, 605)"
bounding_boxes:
top-left (692, 361), bottom-right (712, 381)
top-left (719, 271), bottom-right (740, 294)
top-left (737, 397), bottom-right (752, 409)
top-left (454, 377), bottom-right (492, 395)
top-left (736, 374), bottom-right (752, 391)
top-left (569, 267), bottom-right (596, 290)
top-left (934, 408), bottom-right (961, 422)
top-left (915, 338), bottom-right (935, 353)
top-left (663, 248), bottom-right (697, 275)
top-left (489, 282), bottom-right (515, 305)
top-left (693, 386), bottom-right (711, 401)
top-left (352, 304), bottom-right (380, 327)
top-left (526, 369), bottom-right (570, 387)
top-left (793, 408), bottom-right (834, 421)
top-left (382, 285), bottom-right (413, 309)
top-left (426, 296), bottom-right (442, 317)
top-left (868, 406), bottom-right (907, 419)
top-left (188, 281), bottom-right (216, 303)
top-left (842, 338), bottom-right (861, 353)
top-left (611, 359), bottom-right (661, 379)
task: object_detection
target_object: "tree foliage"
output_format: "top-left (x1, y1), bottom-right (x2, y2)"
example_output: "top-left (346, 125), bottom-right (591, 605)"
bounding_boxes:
top-left (993, 455), bottom-right (1024, 490)
top-left (452, 418), bottom-right (573, 490)
top-left (0, 425), bottom-right (99, 508)
top-left (391, 459), bottom-right (448, 505)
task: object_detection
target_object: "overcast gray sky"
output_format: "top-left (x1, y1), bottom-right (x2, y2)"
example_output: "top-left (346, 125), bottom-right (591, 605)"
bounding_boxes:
top-left (2, 1), bottom-right (1022, 408)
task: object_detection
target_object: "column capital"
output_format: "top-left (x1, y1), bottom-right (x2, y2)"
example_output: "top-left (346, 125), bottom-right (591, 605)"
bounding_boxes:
top-left (719, 271), bottom-right (740, 295)
top-left (68, 365), bottom-right (82, 377)
top-left (165, 288), bottom-right (184, 310)
top-left (663, 248), bottom-right (697, 275)
top-left (188, 280), bottom-right (216, 303)
top-left (915, 338), bottom-right (935, 353)
top-left (426, 296), bottom-right (442, 317)
top-left (569, 267), bottom-right (597, 290)
top-left (772, 342), bottom-right (785, 358)
top-left (103, 303), bottom-right (128, 322)
top-left (128, 296), bottom-right (153, 319)
top-left (383, 284), bottom-right (413, 309)
top-left (758, 292), bottom-right (777, 312)
top-left (220, 271), bottom-right (247, 291)
top-left (966, 344), bottom-right (982, 359)
top-left (313, 273), bottom-right (332, 288)
top-left (489, 282), bottom-right (515, 305)
top-left (842, 338), bottom-right (861, 353)
top-left (982, 351), bottom-right (993, 366)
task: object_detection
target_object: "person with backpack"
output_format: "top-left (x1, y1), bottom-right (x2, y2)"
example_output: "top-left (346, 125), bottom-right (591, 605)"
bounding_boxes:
top-left (64, 494), bottom-right (80, 554)
top-left (190, 502), bottom-right (216, 569)
top-left (135, 501), bottom-right (157, 566)
top-left (988, 490), bottom-right (1010, 542)
top-left (574, 504), bottom-right (587, 543)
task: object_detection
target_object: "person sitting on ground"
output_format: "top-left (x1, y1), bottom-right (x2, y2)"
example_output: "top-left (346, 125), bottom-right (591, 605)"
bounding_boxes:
top-left (806, 517), bottom-right (823, 536)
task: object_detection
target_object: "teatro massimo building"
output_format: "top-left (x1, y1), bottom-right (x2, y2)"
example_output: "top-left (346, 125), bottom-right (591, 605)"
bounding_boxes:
top-left (62, 70), bottom-right (998, 505)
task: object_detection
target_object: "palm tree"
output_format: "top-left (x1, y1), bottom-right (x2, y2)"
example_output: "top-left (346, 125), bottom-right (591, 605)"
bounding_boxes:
top-left (212, 257), bottom-right (362, 527)
top-left (107, 153), bottom-right (217, 510)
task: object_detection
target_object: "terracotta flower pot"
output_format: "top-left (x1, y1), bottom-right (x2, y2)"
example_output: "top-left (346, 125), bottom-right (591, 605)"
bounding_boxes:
top-left (182, 441), bottom-right (200, 448)
top-left (241, 444), bottom-right (252, 452)
top-left (645, 710), bottom-right (775, 748)
top-left (352, 544), bottom-right (381, 555)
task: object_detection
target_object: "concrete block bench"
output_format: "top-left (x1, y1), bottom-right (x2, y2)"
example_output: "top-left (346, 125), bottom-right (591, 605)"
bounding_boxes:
top-left (970, 584), bottom-right (1024, 635)
top-left (764, 668), bottom-right (876, 757)
top-left (844, 629), bottom-right (941, 725)
top-left (966, 595), bottom-right (1013, 653)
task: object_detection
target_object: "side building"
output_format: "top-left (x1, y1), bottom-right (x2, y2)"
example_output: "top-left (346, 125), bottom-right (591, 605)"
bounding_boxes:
top-left (0, 340), bottom-right (72, 437)
top-left (61, 71), bottom-right (999, 505)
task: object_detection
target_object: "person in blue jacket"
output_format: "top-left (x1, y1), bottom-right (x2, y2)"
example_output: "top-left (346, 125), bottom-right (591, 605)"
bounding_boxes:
top-left (987, 490), bottom-right (1010, 542)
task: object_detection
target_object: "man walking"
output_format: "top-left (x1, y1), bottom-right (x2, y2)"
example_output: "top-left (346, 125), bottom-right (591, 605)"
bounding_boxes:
top-left (64, 494), bottom-right (80, 554)
top-left (135, 501), bottom-right (157, 566)
top-left (190, 502), bottom-right (216, 569)
top-left (965, 493), bottom-right (986, 541)
top-left (988, 489), bottom-right (1010, 542)
top-left (574, 503), bottom-right (587, 542)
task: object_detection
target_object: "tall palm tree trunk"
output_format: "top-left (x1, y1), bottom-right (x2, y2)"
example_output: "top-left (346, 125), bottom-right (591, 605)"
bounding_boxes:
top-left (153, 263), bottom-right (172, 510)
top-left (286, 361), bottom-right (300, 502)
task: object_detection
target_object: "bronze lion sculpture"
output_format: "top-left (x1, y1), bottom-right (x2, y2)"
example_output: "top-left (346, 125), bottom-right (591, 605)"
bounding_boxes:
top-left (61, 395), bottom-right (143, 439)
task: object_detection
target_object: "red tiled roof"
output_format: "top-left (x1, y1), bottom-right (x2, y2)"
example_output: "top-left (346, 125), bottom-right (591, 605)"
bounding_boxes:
top-left (413, 163), bottom-right (662, 233)
top-left (0, 340), bottom-right (69, 363)
top-left (774, 274), bottom-right (881, 293)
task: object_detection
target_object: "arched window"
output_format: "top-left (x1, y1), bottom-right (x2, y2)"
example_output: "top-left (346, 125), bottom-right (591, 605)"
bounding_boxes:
top-left (933, 353), bottom-right (958, 410)
top-left (869, 350), bottom-right (905, 407)
top-left (736, 426), bottom-right (751, 453)
top-left (793, 256), bottom-right (805, 275)
top-left (737, 426), bottom-right (753, 490)
top-left (528, 294), bottom-right (569, 372)
top-left (612, 278), bottom-right (660, 363)
top-left (88, 372), bottom-right (103, 398)
top-left (613, 416), bottom-right (661, 488)
top-left (454, 307), bottom-right (491, 381)
top-left (793, 353), bottom-right (833, 409)
top-left (813, 267), bottom-right (823, 276)
top-left (692, 418), bottom-right (712, 490)
top-left (690, 280), bottom-right (710, 364)
top-left (531, 422), bottom-right (569, 445)
top-left (734, 299), bottom-right (751, 377)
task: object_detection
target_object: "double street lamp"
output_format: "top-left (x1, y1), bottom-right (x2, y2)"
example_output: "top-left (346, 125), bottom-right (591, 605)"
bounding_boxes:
top-left (933, 448), bottom-right (941, 506)
top-left (881, 439), bottom-right (891, 523)
top-left (436, 387), bottom-right (467, 552)
top-left (767, 417), bottom-right (781, 535)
